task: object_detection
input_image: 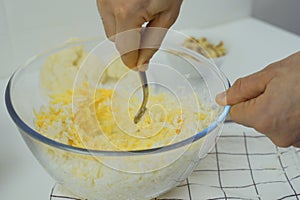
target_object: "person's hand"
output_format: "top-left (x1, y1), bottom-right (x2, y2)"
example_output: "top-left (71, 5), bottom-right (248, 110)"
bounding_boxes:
top-left (97, 0), bottom-right (183, 70)
top-left (216, 51), bottom-right (300, 147)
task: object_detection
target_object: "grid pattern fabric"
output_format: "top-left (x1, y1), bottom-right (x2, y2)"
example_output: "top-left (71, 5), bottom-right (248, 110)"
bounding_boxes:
top-left (50, 124), bottom-right (300, 200)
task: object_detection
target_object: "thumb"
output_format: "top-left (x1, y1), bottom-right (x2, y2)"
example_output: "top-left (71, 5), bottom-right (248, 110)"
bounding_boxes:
top-left (216, 68), bottom-right (274, 106)
top-left (136, 25), bottom-right (171, 69)
top-left (137, 8), bottom-right (180, 69)
top-left (137, 27), bottom-right (169, 70)
top-left (215, 65), bottom-right (277, 128)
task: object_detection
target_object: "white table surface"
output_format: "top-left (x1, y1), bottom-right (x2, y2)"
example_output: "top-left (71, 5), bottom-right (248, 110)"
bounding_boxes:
top-left (0, 17), bottom-right (300, 200)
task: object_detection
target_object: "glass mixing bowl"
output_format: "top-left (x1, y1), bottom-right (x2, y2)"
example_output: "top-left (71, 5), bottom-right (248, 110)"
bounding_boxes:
top-left (5, 29), bottom-right (230, 200)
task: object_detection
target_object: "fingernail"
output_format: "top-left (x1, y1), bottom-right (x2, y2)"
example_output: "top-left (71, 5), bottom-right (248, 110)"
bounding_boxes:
top-left (216, 92), bottom-right (227, 105)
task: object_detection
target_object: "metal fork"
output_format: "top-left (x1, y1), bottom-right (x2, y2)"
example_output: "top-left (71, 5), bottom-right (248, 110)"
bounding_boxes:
top-left (134, 71), bottom-right (149, 124)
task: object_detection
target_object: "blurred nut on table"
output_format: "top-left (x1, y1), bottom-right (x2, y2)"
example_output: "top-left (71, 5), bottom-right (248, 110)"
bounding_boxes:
top-left (183, 36), bottom-right (227, 59)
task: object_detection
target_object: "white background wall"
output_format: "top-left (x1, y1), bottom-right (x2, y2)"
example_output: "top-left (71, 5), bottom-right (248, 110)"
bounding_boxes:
top-left (252, 0), bottom-right (300, 35)
top-left (173, 0), bottom-right (253, 29)
top-left (0, 0), bottom-right (299, 78)
top-left (0, 0), bottom-right (253, 78)
top-left (0, 0), bottom-right (102, 78)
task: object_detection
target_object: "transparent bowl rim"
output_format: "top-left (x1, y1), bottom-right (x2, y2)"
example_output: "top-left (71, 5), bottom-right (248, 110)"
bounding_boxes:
top-left (5, 38), bottom-right (231, 156)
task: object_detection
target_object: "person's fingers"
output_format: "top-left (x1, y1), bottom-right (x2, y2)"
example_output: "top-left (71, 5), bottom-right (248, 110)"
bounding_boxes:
top-left (137, 27), bottom-right (168, 69)
top-left (293, 141), bottom-right (300, 148)
top-left (218, 64), bottom-right (278, 133)
top-left (101, 13), bottom-right (116, 41)
top-left (216, 66), bottom-right (276, 106)
top-left (216, 63), bottom-right (278, 129)
top-left (100, 0), bottom-right (183, 69)
top-left (229, 80), bottom-right (300, 148)
top-left (229, 96), bottom-right (264, 129)
top-left (96, 0), bottom-right (116, 41)
top-left (137, 3), bottom-right (182, 68)
top-left (115, 28), bottom-right (141, 69)
top-left (114, 8), bottom-right (145, 69)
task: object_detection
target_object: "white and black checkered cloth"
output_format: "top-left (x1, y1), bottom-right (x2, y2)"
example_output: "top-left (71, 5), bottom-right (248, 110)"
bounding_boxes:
top-left (50, 124), bottom-right (300, 200)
